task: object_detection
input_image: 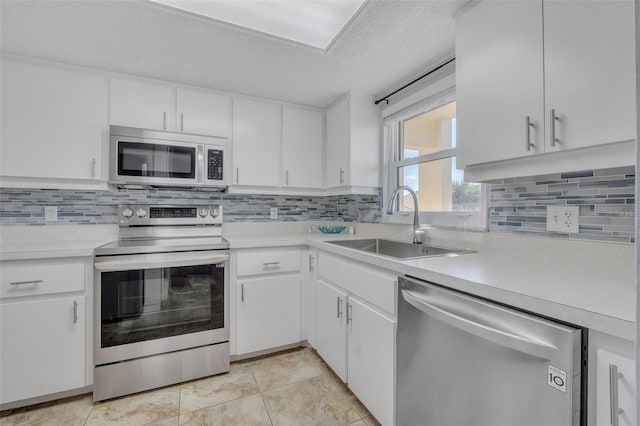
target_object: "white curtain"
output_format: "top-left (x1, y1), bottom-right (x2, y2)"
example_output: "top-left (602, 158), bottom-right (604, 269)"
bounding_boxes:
top-left (381, 121), bottom-right (399, 223)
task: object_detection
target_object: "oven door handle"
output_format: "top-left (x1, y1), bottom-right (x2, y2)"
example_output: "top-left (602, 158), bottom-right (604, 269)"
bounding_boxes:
top-left (95, 253), bottom-right (228, 272)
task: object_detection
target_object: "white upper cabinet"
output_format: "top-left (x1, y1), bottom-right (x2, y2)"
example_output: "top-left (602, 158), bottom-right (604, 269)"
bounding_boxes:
top-left (110, 78), bottom-right (174, 131)
top-left (326, 97), bottom-right (350, 188)
top-left (232, 98), bottom-right (282, 187)
top-left (1, 61), bottom-right (107, 181)
top-left (110, 79), bottom-right (231, 138)
top-left (456, 0), bottom-right (636, 169)
top-left (176, 88), bottom-right (231, 138)
top-left (325, 93), bottom-right (381, 191)
top-left (456, 1), bottom-right (544, 166)
top-left (282, 106), bottom-right (323, 189)
top-left (542, 0), bottom-right (635, 152)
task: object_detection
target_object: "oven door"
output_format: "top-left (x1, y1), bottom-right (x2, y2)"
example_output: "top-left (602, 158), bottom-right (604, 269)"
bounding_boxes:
top-left (94, 250), bottom-right (229, 365)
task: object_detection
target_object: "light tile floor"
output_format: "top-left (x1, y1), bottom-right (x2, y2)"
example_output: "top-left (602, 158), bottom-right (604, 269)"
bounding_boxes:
top-left (0, 347), bottom-right (381, 426)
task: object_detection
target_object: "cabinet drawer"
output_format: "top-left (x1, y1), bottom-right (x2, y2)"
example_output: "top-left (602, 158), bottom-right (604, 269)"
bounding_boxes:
top-left (236, 248), bottom-right (300, 277)
top-left (318, 252), bottom-right (396, 316)
top-left (1, 261), bottom-right (85, 299)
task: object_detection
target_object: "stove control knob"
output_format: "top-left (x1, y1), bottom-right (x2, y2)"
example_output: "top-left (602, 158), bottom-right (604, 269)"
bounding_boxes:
top-left (121, 207), bottom-right (134, 218)
top-left (199, 208), bottom-right (209, 218)
top-left (136, 208), bottom-right (147, 218)
top-left (211, 208), bottom-right (219, 218)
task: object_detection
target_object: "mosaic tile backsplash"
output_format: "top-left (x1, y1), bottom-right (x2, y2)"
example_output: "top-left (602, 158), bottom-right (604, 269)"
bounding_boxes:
top-left (489, 166), bottom-right (635, 243)
top-left (0, 188), bottom-right (382, 225)
top-left (1, 166), bottom-right (635, 244)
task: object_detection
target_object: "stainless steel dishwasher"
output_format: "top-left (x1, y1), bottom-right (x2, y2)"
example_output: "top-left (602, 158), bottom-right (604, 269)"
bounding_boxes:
top-left (397, 276), bottom-right (587, 426)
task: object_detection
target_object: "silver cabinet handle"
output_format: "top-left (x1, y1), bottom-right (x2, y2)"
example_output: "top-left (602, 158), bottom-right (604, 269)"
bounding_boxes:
top-left (235, 167), bottom-right (239, 184)
top-left (308, 254), bottom-right (314, 272)
top-left (163, 111), bottom-right (167, 131)
top-left (262, 261), bottom-right (281, 267)
top-left (337, 297), bottom-right (343, 318)
top-left (339, 168), bottom-right (345, 185)
top-left (10, 280), bottom-right (43, 286)
top-left (609, 364), bottom-right (624, 426)
top-left (401, 289), bottom-right (558, 360)
top-left (550, 109), bottom-right (559, 147)
top-left (285, 170), bottom-right (289, 186)
top-left (73, 300), bottom-right (78, 324)
top-left (346, 303), bottom-right (352, 324)
top-left (180, 113), bottom-right (184, 132)
top-left (525, 116), bottom-right (535, 152)
top-left (240, 283), bottom-right (244, 302)
top-left (90, 158), bottom-right (97, 178)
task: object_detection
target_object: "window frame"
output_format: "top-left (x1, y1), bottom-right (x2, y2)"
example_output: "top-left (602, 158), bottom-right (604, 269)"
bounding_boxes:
top-left (383, 92), bottom-right (488, 231)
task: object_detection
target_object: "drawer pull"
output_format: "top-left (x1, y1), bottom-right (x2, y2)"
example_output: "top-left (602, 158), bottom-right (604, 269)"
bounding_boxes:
top-left (346, 303), bottom-right (353, 324)
top-left (337, 297), bottom-right (343, 318)
top-left (262, 262), bottom-right (281, 267)
top-left (241, 283), bottom-right (244, 302)
top-left (9, 280), bottom-right (43, 286)
top-left (73, 301), bottom-right (78, 324)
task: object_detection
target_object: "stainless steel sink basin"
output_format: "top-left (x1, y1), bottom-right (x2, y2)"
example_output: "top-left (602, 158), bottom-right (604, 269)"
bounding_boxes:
top-left (327, 239), bottom-right (471, 259)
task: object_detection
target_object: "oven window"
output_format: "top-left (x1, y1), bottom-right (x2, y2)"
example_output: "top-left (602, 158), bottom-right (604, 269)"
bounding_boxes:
top-left (117, 141), bottom-right (196, 178)
top-left (100, 263), bottom-right (224, 347)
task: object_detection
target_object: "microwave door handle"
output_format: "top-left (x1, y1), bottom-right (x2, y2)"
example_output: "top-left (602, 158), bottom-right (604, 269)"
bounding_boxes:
top-left (95, 254), bottom-right (229, 272)
top-left (197, 145), bottom-right (204, 184)
top-left (401, 289), bottom-right (558, 360)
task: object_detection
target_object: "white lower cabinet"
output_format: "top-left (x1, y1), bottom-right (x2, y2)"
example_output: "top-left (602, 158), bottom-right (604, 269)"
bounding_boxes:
top-left (234, 247), bottom-right (302, 356)
top-left (0, 296), bottom-right (86, 404)
top-left (316, 251), bottom-right (396, 426)
top-left (347, 296), bottom-right (395, 426)
top-left (590, 331), bottom-right (636, 426)
top-left (315, 280), bottom-right (348, 381)
top-left (236, 275), bottom-right (301, 355)
top-left (0, 258), bottom-right (91, 406)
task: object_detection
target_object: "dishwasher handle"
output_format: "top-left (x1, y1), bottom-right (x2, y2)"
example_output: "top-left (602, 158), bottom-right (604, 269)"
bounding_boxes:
top-left (401, 289), bottom-right (558, 360)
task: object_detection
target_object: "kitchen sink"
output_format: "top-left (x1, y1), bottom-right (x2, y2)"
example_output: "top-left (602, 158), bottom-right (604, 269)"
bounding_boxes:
top-left (327, 238), bottom-right (472, 259)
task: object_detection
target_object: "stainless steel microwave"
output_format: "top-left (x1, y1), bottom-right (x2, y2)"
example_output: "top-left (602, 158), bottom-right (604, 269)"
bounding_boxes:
top-left (109, 126), bottom-right (228, 189)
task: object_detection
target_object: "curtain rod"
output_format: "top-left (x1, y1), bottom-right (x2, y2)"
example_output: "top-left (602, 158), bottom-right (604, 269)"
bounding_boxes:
top-left (374, 57), bottom-right (455, 105)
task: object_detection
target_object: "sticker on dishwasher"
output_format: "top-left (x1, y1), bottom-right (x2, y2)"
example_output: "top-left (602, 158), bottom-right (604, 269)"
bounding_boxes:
top-left (547, 365), bottom-right (567, 393)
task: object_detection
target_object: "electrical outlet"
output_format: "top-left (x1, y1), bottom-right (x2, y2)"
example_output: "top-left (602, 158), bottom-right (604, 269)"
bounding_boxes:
top-left (44, 206), bottom-right (58, 222)
top-left (546, 206), bottom-right (579, 233)
top-left (270, 207), bottom-right (278, 220)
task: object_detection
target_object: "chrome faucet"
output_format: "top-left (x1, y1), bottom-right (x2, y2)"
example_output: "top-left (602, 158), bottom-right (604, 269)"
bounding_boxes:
top-left (386, 185), bottom-right (423, 244)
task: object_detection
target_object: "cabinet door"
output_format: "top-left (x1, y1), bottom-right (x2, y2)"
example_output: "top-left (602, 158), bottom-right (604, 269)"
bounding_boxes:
top-left (1, 61), bottom-right (106, 180)
top-left (325, 98), bottom-right (349, 188)
top-left (596, 349), bottom-right (636, 426)
top-left (543, 0), bottom-right (635, 152)
top-left (236, 275), bottom-right (300, 355)
top-left (456, 0), bottom-right (544, 167)
top-left (347, 296), bottom-right (395, 426)
top-left (110, 78), bottom-right (174, 131)
top-left (282, 106), bottom-right (323, 189)
top-left (315, 280), bottom-right (347, 382)
top-left (0, 296), bottom-right (85, 404)
top-left (176, 89), bottom-right (231, 138)
top-left (232, 99), bottom-right (282, 187)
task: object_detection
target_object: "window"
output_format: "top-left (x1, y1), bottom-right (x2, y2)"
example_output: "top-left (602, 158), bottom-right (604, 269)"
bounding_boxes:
top-left (384, 98), bottom-right (487, 230)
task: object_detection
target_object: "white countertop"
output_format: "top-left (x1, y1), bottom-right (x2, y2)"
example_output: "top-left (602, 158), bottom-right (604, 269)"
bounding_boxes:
top-left (1, 223), bottom-right (635, 340)
top-left (225, 229), bottom-right (636, 341)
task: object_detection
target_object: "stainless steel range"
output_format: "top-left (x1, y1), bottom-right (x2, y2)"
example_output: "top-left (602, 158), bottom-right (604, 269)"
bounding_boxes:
top-left (93, 204), bottom-right (229, 401)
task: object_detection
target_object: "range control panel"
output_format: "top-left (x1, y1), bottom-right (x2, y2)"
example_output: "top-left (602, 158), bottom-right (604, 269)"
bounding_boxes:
top-left (118, 204), bottom-right (222, 227)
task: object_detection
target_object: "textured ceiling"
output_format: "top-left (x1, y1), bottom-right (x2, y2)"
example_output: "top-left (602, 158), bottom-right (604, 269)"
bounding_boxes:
top-left (0, 0), bottom-right (465, 108)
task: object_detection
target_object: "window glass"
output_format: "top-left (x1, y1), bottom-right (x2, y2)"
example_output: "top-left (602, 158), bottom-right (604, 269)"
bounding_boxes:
top-left (401, 102), bottom-right (456, 159)
top-left (399, 158), bottom-right (481, 212)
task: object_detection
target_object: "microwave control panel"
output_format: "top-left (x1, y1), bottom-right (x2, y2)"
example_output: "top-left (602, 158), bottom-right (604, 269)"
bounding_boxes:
top-left (207, 149), bottom-right (224, 181)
